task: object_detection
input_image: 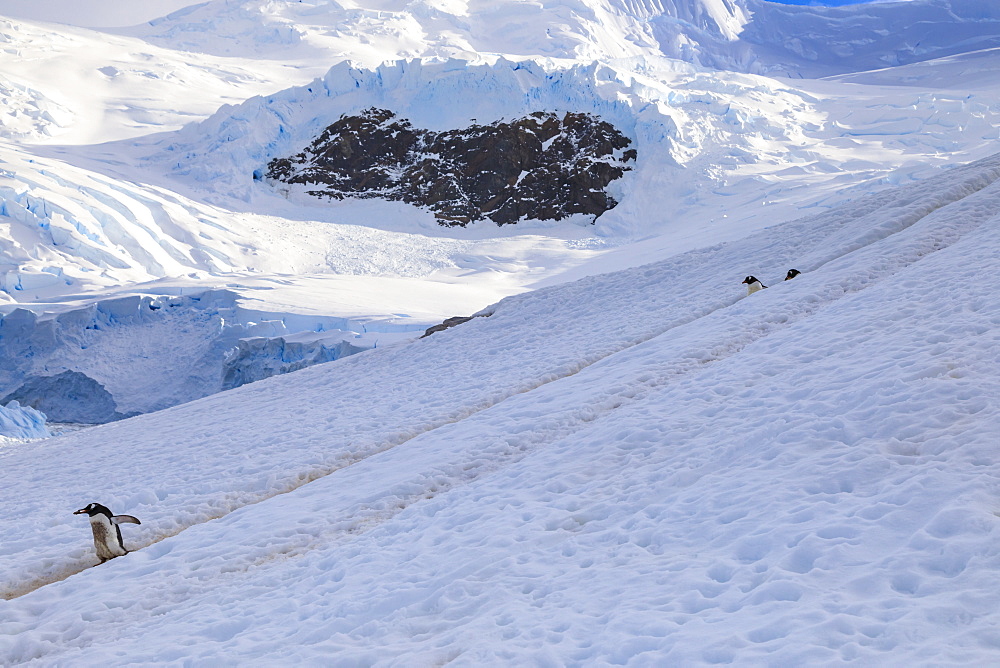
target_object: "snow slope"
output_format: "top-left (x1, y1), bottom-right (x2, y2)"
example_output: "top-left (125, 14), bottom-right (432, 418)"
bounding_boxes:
top-left (1, 143), bottom-right (999, 664)
top-left (0, 0), bottom-right (197, 29)
top-left (0, 13), bottom-right (317, 145)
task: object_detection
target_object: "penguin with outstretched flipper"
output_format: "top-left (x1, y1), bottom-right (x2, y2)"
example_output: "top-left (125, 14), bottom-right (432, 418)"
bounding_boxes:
top-left (74, 503), bottom-right (141, 563)
top-left (742, 275), bottom-right (767, 295)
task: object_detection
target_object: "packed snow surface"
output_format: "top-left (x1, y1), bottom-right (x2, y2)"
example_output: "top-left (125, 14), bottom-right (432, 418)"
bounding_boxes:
top-left (2, 143), bottom-right (1000, 664)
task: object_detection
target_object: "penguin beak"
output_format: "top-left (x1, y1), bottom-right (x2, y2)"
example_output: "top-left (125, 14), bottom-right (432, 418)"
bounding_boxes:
top-left (73, 508), bottom-right (87, 515)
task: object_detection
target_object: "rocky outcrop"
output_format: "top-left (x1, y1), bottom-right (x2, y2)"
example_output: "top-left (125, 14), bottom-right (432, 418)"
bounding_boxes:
top-left (421, 312), bottom-right (493, 338)
top-left (265, 108), bottom-right (635, 226)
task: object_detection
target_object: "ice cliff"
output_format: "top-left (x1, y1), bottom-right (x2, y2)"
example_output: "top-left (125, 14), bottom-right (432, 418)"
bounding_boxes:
top-left (0, 290), bottom-right (396, 424)
top-left (0, 400), bottom-right (49, 440)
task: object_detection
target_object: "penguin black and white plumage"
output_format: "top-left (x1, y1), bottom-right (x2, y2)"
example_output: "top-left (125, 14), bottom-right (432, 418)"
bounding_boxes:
top-left (74, 503), bottom-right (141, 563)
top-left (785, 269), bottom-right (801, 281)
top-left (742, 275), bottom-right (766, 295)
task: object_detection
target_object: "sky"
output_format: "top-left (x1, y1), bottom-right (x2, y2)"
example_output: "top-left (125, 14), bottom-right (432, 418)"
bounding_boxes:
top-left (769, 0), bottom-right (906, 4)
top-left (0, 0), bottom-right (196, 27)
top-left (0, 0), bottom-right (914, 28)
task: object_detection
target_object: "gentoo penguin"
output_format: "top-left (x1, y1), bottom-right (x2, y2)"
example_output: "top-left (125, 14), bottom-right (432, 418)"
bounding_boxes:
top-left (74, 503), bottom-right (141, 563)
top-left (742, 275), bottom-right (766, 295)
top-left (785, 269), bottom-right (801, 281)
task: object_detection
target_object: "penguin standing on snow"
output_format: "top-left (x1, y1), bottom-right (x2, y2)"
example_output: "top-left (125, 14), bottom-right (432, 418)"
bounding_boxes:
top-left (742, 275), bottom-right (767, 295)
top-left (785, 269), bottom-right (801, 281)
top-left (74, 503), bottom-right (141, 563)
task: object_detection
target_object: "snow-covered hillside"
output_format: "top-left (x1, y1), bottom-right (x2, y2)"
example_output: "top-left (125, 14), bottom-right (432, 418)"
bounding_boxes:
top-left (2, 142), bottom-right (1000, 663)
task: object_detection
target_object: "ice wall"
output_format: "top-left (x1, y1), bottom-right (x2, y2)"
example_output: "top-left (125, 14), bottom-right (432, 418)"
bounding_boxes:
top-left (0, 371), bottom-right (129, 424)
top-left (0, 400), bottom-right (50, 440)
top-left (222, 333), bottom-right (367, 391)
top-left (0, 290), bottom-right (393, 423)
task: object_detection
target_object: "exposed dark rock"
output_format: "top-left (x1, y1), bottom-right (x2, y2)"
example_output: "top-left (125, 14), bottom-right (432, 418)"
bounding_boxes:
top-left (1, 371), bottom-right (135, 424)
top-left (266, 109), bottom-right (635, 226)
top-left (420, 312), bottom-right (493, 338)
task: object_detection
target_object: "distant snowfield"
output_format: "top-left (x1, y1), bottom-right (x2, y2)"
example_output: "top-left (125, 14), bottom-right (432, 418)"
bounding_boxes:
top-left (4, 43), bottom-right (1000, 307)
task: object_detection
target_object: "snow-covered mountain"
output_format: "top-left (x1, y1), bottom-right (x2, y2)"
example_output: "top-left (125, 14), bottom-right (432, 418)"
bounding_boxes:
top-left (116, 0), bottom-right (1000, 77)
top-left (1, 1), bottom-right (1000, 660)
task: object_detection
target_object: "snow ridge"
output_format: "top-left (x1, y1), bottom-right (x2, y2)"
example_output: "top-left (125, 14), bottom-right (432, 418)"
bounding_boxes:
top-left (119, 0), bottom-right (1000, 78)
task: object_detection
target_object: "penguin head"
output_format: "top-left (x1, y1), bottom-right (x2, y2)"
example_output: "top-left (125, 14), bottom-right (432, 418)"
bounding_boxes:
top-left (742, 276), bottom-right (759, 285)
top-left (785, 269), bottom-right (801, 281)
top-left (74, 503), bottom-right (113, 518)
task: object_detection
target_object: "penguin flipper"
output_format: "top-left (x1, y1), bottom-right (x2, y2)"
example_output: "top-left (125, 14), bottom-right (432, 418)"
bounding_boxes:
top-left (112, 515), bottom-right (141, 525)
